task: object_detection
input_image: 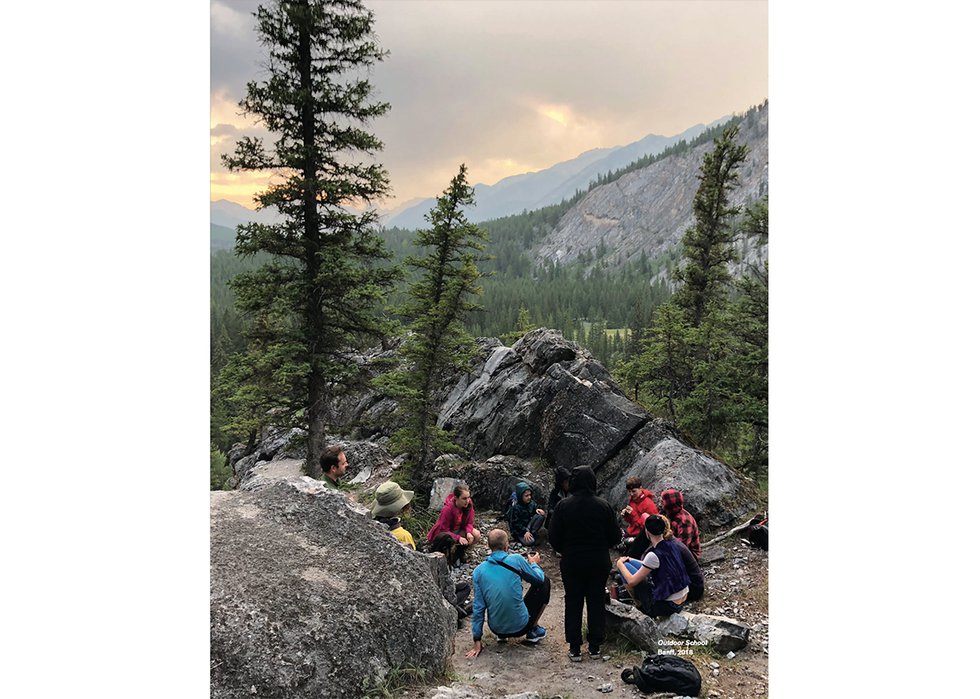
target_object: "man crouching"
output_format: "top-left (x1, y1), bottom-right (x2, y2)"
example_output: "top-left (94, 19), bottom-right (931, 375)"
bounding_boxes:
top-left (466, 528), bottom-right (551, 657)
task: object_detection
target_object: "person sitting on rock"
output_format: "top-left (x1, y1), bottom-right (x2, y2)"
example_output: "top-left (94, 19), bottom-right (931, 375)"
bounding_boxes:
top-left (427, 483), bottom-right (482, 564)
top-left (660, 488), bottom-right (701, 559)
top-left (465, 528), bottom-right (551, 657)
top-left (675, 536), bottom-right (704, 603)
top-left (319, 445), bottom-right (348, 489)
top-left (545, 467), bottom-right (571, 530)
top-left (614, 514), bottom-right (691, 618)
top-left (619, 476), bottom-right (660, 557)
top-left (507, 481), bottom-right (546, 546)
top-left (371, 481), bottom-right (416, 550)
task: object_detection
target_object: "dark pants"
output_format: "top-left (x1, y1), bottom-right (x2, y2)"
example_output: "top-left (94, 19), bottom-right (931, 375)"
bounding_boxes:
top-left (513, 513), bottom-right (546, 546)
top-left (560, 558), bottom-right (609, 649)
top-left (687, 580), bottom-right (704, 603)
top-left (493, 577), bottom-right (552, 638)
top-left (642, 598), bottom-right (684, 617)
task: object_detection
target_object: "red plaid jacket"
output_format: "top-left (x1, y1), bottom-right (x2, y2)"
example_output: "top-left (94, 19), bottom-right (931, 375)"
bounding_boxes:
top-left (661, 488), bottom-right (701, 559)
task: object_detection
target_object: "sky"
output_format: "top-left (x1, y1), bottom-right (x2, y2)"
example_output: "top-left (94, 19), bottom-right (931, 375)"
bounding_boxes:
top-left (211, 0), bottom-right (768, 211)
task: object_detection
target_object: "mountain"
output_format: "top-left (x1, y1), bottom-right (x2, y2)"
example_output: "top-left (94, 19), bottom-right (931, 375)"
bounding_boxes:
top-left (211, 223), bottom-right (236, 252)
top-left (386, 116), bottom-right (732, 231)
top-left (210, 199), bottom-right (285, 230)
top-left (533, 102), bottom-right (768, 278)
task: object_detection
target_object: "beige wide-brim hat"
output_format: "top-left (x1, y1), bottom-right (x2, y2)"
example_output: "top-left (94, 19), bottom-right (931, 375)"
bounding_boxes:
top-left (371, 481), bottom-right (414, 518)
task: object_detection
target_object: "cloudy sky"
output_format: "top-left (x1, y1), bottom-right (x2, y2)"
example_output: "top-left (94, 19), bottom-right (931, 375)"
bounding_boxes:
top-left (211, 0), bottom-right (767, 210)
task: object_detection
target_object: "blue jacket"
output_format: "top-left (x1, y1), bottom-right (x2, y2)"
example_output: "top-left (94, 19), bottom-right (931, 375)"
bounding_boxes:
top-left (471, 550), bottom-right (545, 640)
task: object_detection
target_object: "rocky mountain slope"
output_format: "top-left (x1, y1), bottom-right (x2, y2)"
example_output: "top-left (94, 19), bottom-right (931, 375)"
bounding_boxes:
top-left (534, 103), bottom-right (768, 279)
top-left (386, 119), bottom-right (728, 231)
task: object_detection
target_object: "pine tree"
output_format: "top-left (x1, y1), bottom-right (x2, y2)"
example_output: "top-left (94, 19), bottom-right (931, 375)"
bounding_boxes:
top-left (672, 124), bottom-right (748, 328)
top-left (375, 165), bottom-right (490, 486)
top-left (220, 0), bottom-right (397, 478)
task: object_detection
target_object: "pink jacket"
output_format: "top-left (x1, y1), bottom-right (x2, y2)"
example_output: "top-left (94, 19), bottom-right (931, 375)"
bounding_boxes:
top-left (427, 493), bottom-right (475, 543)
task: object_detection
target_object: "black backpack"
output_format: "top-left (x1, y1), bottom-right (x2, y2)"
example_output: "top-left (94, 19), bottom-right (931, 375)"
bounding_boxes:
top-left (622, 654), bottom-right (702, 695)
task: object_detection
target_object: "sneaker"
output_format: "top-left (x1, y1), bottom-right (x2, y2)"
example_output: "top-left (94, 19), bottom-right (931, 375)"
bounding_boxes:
top-left (568, 646), bottom-right (582, 662)
top-left (588, 645), bottom-right (602, 659)
top-left (525, 626), bottom-right (546, 643)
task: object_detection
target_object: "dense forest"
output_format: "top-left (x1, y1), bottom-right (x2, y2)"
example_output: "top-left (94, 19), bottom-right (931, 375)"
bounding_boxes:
top-left (211, 17), bottom-right (768, 487)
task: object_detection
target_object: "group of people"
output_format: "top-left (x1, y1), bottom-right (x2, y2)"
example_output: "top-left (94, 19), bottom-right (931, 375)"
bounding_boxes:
top-left (325, 445), bottom-right (704, 664)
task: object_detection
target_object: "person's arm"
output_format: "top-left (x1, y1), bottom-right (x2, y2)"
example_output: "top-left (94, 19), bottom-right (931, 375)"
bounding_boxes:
top-left (616, 555), bottom-right (654, 588)
top-left (623, 504), bottom-right (640, 531)
top-left (515, 552), bottom-right (545, 584)
top-left (470, 569), bottom-right (487, 648)
top-left (533, 500), bottom-right (545, 517)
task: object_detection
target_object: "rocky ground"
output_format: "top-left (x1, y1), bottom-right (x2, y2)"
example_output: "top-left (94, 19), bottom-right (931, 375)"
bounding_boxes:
top-left (397, 511), bottom-right (769, 699)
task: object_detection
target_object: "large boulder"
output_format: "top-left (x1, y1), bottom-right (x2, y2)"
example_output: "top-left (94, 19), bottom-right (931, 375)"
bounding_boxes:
top-left (438, 329), bottom-right (645, 469)
top-left (211, 481), bottom-right (457, 698)
top-left (604, 602), bottom-right (750, 654)
top-left (597, 423), bottom-right (758, 529)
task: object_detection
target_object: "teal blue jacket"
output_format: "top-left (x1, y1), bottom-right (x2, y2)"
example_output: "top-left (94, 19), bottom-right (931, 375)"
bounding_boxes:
top-left (471, 550), bottom-right (545, 640)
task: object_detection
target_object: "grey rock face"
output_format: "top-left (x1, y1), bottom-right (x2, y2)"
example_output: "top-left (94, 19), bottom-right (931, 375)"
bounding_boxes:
top-left (604, 602), bottom-right (750, 655)
top-left (441, 329), bottom-right (644, 472)
top-left (598, 425), bottom-right (755, 529)
top-left (534, 104), bottom-right (768, 280)
top-left (211, 482), bottom-right (457, 698)
top-left (440, 455), bottom-right (551, 512)
top-left (663, 612), bottom-right (750, 655)
top-left (603, 600), bottom-right (663, 651)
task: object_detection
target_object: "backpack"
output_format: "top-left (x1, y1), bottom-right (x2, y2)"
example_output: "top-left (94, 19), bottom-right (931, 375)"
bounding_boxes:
top-left (621, 654), bottom-right (702, 695)
top-left (745, 514), bottom-right (768, 550)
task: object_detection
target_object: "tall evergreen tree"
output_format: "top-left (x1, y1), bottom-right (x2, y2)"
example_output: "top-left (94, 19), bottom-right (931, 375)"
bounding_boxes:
top-left (672, 124), bottom-right (748, 328)
top-left (220, 0), bottom-right (397, 478)
top-left (376, 165), bottom-right (490, 486)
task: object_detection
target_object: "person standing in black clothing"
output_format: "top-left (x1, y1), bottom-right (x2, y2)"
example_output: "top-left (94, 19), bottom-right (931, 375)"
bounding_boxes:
top-left (548, 465), bottom-right (621, 661)
top-left (544, 467), bottom-right (571, 530)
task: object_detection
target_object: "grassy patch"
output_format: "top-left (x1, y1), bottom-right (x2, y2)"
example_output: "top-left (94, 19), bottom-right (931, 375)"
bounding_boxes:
top-left (361, 664), bottom-right (446, 698)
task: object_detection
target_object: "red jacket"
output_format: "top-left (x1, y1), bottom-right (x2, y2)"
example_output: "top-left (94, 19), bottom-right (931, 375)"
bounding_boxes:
top-left (623, 488), bottom-right (660, 536)
top-left (427, 493), bottom-right (476, 543)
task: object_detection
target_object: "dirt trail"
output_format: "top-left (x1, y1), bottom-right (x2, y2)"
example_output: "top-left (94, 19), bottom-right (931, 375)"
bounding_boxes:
top-left (403, 520), bottom-right (769, 698)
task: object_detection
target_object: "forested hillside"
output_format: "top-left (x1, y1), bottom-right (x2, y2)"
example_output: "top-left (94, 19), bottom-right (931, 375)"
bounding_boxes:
top-left (211, 103), bottom-right (768, 472)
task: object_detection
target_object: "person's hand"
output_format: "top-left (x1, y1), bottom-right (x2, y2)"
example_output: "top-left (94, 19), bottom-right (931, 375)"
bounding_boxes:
top-left (465, 640), bottom-right (482, 658)
top-left (616, 556), bottom-right (628, 566)
top-left (523, 531), bottom-right (534, 544)
top-left (465, 532), bottom-right (475, 545)
top-left (623, 505), bottom-right (633, 515)
top-left (535, 508), bottom-right (545, 516)
top-left (527, 551), bottom-right (541, 564)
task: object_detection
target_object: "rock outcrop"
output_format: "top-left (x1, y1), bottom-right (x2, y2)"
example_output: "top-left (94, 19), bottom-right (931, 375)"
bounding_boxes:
top-left (605, 601), bottom-right (750, 654)
top-left (534, 102), bottom-right (768, 281)
top-left (234, 327), bottom-right (758, 528)
top-left (211, 481), bottom-right (457, 698)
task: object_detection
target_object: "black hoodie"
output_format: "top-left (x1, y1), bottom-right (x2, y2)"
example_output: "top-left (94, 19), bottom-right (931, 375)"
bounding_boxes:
top-left (548, 465), bottom-right (621, 567)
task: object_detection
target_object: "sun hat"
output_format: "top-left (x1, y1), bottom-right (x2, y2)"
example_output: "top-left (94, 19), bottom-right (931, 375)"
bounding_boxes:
top-left (372, 481), bottom-right (414, 518)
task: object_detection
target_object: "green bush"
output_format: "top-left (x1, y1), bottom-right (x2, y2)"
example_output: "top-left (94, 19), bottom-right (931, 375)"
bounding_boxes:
top-left (210, 444), bottom-right (233, 491)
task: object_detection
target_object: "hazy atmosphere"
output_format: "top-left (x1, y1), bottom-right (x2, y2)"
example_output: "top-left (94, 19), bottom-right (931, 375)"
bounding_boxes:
top-left (211, 0), bottom-right (768, 210)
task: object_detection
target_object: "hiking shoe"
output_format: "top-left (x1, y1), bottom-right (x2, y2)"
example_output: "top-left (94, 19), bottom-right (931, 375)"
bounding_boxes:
top-left (568, 646), bottom-right (582, 662)
top-left (525, 626), bottom-right (546, 643)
